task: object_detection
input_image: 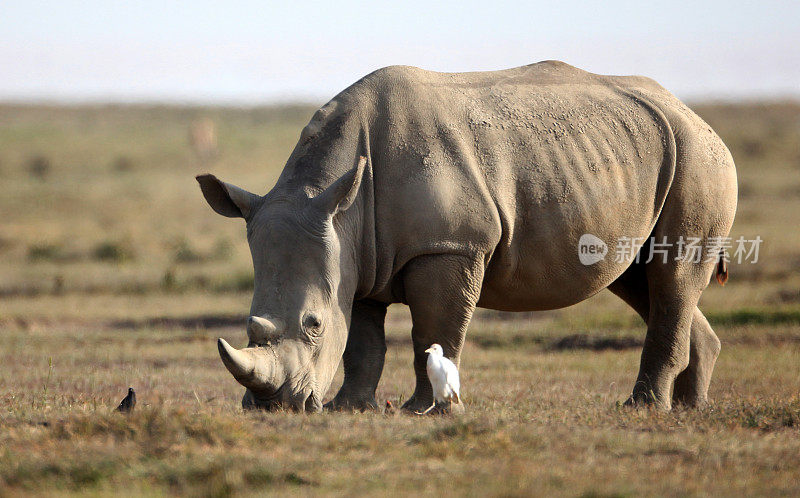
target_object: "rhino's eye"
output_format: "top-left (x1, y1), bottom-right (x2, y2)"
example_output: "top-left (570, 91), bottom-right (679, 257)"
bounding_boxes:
top-left (302, 312), bottom-right (323, 332)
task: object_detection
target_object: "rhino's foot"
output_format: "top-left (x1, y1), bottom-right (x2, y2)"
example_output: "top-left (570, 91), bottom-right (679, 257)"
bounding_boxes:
top-left (623, 395), bottom-right (648, 408)
top-left (242, 389), bottom-right (257, 410)
top-left (671, 390), bottom-right (710, 409)
top-left (623, 389), bottom-right (670, 411)
top-left (671, 371), bottom-right (708, 408)
top-left (323, 395), bottom-right (378, 412)
top-left (401, 392), bottom-right (434, 413)
top-left (625, 391), bottom-right (708, 411)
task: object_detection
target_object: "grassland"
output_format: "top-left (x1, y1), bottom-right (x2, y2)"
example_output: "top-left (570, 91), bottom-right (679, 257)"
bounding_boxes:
top-left (1, 101), bottom-right (799, 496)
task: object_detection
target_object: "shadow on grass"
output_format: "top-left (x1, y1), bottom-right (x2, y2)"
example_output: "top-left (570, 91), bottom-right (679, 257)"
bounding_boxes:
top-left (110, 314), bottom-right (246, 330)
top-left (469, 333), bottom-right (642, 352)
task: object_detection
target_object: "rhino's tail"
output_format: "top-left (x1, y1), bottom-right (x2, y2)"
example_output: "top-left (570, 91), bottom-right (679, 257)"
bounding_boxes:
top-left (715, 249), bottom-right (729, 286)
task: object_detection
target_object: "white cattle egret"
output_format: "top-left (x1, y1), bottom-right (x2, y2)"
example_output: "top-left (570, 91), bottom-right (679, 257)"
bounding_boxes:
top-left (422, 344), bottom-right (461, 414)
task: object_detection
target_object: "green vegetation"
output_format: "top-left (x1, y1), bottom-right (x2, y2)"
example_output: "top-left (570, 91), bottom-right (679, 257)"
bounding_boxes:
top-left (0, 101), bottom-right (799, 495)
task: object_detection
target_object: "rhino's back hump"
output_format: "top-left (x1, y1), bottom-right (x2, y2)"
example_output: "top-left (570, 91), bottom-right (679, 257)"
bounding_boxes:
top-left (364, 61), bottom-right (673, 181)
top-left (363, 62), bottom-right (680, 309)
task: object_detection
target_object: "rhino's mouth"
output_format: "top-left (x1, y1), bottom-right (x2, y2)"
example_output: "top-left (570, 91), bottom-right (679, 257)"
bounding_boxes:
top-left (246, 382), bottom-right (287, 409)
top-left (243, 381), bottom-right (321, 413)
top-left (304, 390), bottom-right (322, 412)
top-left (242, 381), bottom-right (322, 413)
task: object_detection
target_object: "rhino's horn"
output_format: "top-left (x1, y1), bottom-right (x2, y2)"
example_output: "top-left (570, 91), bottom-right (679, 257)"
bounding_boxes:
top-left (218, 338), bottom-right (256, 379)
top-left (217, 338), bottom-right (283, 395)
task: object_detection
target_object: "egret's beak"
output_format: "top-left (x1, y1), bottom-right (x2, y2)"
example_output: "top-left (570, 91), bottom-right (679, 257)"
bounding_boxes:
top-left (424, 347), bottom-right (433, 354)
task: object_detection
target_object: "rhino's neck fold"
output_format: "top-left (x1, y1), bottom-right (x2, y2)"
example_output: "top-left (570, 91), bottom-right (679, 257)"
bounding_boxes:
top-left (351, 135), bottom-right (378, 302)
top-left (276, 97), bottom-right (380, 304)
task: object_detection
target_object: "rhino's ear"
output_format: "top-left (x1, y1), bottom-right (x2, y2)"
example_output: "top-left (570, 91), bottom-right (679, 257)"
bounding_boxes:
top-left (311, 156), bottom-right (367, 216)
top-left (196, 174), bottom-right (260, 219)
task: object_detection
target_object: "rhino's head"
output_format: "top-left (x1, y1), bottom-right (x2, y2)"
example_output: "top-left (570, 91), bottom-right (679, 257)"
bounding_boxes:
top-left (196, 157), bottom-right (366, 412)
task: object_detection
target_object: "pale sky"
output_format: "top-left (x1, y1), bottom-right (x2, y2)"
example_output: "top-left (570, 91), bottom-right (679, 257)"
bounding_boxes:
top-left (2, 0), bottom-right (798, 104)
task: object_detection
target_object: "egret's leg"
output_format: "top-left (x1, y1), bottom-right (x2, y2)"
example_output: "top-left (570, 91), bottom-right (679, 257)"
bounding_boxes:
top-left (417, 403), bottom-right (437, 416)
top-left (400, 254), bottom-right (484, 414)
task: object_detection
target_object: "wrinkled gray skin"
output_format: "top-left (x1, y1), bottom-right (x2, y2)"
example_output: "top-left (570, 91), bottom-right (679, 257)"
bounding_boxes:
top-left (197, 61), bottom-right (737, 413)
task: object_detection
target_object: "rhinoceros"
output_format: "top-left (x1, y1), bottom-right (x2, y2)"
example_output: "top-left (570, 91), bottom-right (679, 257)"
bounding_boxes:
top-left (197, 60), bottom-right (737, 412)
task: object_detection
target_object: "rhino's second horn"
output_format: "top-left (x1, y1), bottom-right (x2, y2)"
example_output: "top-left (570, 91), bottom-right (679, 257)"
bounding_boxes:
top-left (247, 316), bottom-right (278, 343)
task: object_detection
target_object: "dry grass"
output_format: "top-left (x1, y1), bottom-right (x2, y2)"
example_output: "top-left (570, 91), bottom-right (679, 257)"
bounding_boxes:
top-left (2, 317), bottom-right (799, 496)
top-left (1, 101), bottom-right (799, 496)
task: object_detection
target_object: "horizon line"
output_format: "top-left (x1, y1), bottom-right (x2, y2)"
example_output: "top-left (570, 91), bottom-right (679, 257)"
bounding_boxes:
top-left (2, 93), bottom-right (800, 109)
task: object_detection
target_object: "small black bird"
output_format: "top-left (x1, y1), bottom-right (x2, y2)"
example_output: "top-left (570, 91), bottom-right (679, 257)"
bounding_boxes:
top-left (116, 387), bottom-right (136, 413)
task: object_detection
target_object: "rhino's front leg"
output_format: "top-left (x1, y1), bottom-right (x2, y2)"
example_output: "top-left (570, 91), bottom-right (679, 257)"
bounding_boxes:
top-left (325, 299), bottom-right (388, 411)
top-left (400, 254), bottom-right (484, 414)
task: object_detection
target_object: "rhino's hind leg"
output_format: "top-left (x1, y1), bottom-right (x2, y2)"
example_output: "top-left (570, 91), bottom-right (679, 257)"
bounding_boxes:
top-left (400, 254), bottom-right (484, 414)
top-left (627, 281), bottom-right (696, 410)
top-left (325, 300), bottom-right (388, 411)
top-left (608, 260), bottom-right (721, 409)
top-left (672, 309), bottom-right (721, 407)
